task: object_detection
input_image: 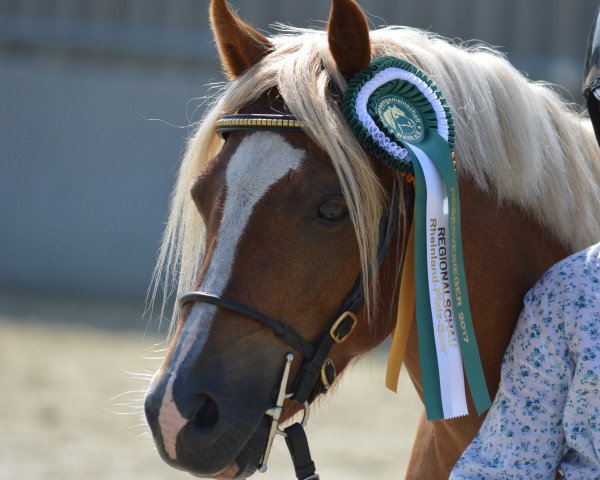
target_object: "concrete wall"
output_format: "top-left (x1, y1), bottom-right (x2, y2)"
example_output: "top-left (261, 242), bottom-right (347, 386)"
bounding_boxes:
top-left (1, 0), bottom-right (596, 303)
top-left (0, 58), bottom-right (218, 297)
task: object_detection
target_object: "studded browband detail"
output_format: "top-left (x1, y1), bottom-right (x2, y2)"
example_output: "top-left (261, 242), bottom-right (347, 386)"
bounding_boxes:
top-left (215, 114), bottom-right (305, 138)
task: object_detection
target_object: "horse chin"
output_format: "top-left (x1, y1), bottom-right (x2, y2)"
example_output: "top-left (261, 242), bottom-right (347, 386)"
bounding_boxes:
top-left (185, 417), bottom-right (271, 479)
top-left (226, 420), bottom-right (271, 479)
top-left (192, 463), bottom-right (239, 479)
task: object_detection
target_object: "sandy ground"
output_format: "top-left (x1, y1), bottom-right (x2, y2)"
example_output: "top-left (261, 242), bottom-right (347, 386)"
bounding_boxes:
top-left (0, 315), bottom-right (422, 480)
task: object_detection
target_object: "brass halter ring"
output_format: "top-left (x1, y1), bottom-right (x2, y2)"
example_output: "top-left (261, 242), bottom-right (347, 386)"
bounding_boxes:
top-left (277, 397), bottom-right (310, 437)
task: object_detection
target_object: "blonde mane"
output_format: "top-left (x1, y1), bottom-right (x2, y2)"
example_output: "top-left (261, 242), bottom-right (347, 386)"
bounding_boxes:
top-left (150, 26), bottom-right (600, 327)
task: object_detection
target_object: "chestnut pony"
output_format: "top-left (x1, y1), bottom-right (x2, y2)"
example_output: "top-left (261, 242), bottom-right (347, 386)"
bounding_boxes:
top-left (144, 0), bottom-right (600, 478)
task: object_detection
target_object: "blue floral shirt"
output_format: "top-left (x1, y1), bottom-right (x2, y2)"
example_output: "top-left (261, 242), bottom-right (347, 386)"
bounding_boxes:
top-left (450, 242), bottom-right (600, 480)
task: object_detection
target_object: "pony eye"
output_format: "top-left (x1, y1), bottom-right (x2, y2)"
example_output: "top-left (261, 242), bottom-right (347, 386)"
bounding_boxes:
top-left (316, 195), bottom-right (349, 223)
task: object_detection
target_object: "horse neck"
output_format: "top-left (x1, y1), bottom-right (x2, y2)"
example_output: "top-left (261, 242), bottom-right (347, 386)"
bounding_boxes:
top-left (458, 179), bottom-right (570, 391)
top-left (385, 176), bottom-right (570, 387)
top-left (396, 178), bottom-right (570, 476)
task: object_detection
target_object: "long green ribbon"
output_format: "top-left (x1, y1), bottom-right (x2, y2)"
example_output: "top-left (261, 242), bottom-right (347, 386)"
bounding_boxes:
top-left (410, 152), bottom-right (444, 420)
top-left (424, 134), bottom-right (491, 415)
top-left (411, 132), bottom-right (491, 416)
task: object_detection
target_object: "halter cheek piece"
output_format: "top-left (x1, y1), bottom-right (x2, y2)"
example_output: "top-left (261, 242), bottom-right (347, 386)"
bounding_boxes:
top-left (178, 114), bottom-right (397, 480)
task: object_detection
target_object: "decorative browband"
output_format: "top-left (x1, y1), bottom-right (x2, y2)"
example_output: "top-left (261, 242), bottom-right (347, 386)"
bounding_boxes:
top-left (215, 114), bottom-right (305, 138)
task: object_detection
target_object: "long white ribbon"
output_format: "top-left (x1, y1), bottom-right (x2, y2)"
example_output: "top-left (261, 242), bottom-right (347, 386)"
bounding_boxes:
top-left (410, 144), bottom-right (468, 418)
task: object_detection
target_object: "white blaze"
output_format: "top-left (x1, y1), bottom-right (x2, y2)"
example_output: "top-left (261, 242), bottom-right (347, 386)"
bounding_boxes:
top-left (156, 132), bottom-right (305, 459)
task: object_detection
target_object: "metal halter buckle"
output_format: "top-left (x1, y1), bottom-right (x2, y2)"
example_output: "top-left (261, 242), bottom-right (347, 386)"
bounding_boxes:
top-left (591, 77), bottom-right (600, 101)
top-left (320, 358), bottom-right (336, 389)
top-left (258, 353), bottom-right (310, 474)
top-left (329, 311), bottom-right (358, 343)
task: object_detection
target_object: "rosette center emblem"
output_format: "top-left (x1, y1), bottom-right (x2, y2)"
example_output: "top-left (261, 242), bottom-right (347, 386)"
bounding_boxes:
top-left (376, 95), bottom-right (424, 143)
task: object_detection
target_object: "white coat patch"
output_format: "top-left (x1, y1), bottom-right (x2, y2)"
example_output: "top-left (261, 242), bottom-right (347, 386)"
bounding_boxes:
top-left (156, 132), bottom-right (305, 459)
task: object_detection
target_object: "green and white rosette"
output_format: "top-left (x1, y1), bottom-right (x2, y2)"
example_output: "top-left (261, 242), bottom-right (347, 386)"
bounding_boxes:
top-left (343, 56), bottom-right (491, 420)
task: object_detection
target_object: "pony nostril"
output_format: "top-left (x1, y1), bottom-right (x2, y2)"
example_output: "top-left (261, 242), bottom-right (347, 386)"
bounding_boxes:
top-left (191, 394), bottom-right (219, 430)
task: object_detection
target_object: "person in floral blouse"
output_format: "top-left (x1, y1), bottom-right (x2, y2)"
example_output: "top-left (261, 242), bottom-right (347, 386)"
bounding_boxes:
top-left (451, 9), bottom-right (600, 479)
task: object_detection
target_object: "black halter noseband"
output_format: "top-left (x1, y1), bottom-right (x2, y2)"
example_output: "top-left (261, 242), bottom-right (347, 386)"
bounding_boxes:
top-left (178, 292), bottom-right (360, 399)
top-left (177, 114), bottom-right (399, 480)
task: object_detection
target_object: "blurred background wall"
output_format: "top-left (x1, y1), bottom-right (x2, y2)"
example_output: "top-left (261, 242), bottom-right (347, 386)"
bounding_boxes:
top-left (0, 0), bottom-right (597, 326)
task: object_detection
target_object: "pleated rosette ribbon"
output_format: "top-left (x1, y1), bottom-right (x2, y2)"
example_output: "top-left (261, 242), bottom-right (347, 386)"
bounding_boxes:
top-left (343, 57), bottom-right (491, 420)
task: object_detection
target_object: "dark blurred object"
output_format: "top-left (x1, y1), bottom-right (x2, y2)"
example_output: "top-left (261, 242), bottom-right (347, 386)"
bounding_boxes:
top-left (583, 6), bottom-right (600, 147)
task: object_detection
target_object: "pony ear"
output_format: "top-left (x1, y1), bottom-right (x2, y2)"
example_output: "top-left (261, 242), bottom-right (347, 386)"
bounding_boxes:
top-left (209, 0), bottom-right (273, 80)
top-left (327, 0), bottom-right (372, 80)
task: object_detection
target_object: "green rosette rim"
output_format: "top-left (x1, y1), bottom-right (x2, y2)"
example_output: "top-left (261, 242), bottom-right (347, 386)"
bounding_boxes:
top-left (342, 56), bottom-right (455, 175)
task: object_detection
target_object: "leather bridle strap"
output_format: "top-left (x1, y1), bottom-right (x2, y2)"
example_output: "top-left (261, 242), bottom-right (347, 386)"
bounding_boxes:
top-left (291, 309), bottom-right (358, 403)
top-left (178, 292), bottom-right (316, 359)
top-left (284, 423), bottom-right (319, 480)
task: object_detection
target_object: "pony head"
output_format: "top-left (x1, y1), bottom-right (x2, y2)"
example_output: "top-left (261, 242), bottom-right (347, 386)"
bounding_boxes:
top-left (144, 1), bottom-right (403, 477)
